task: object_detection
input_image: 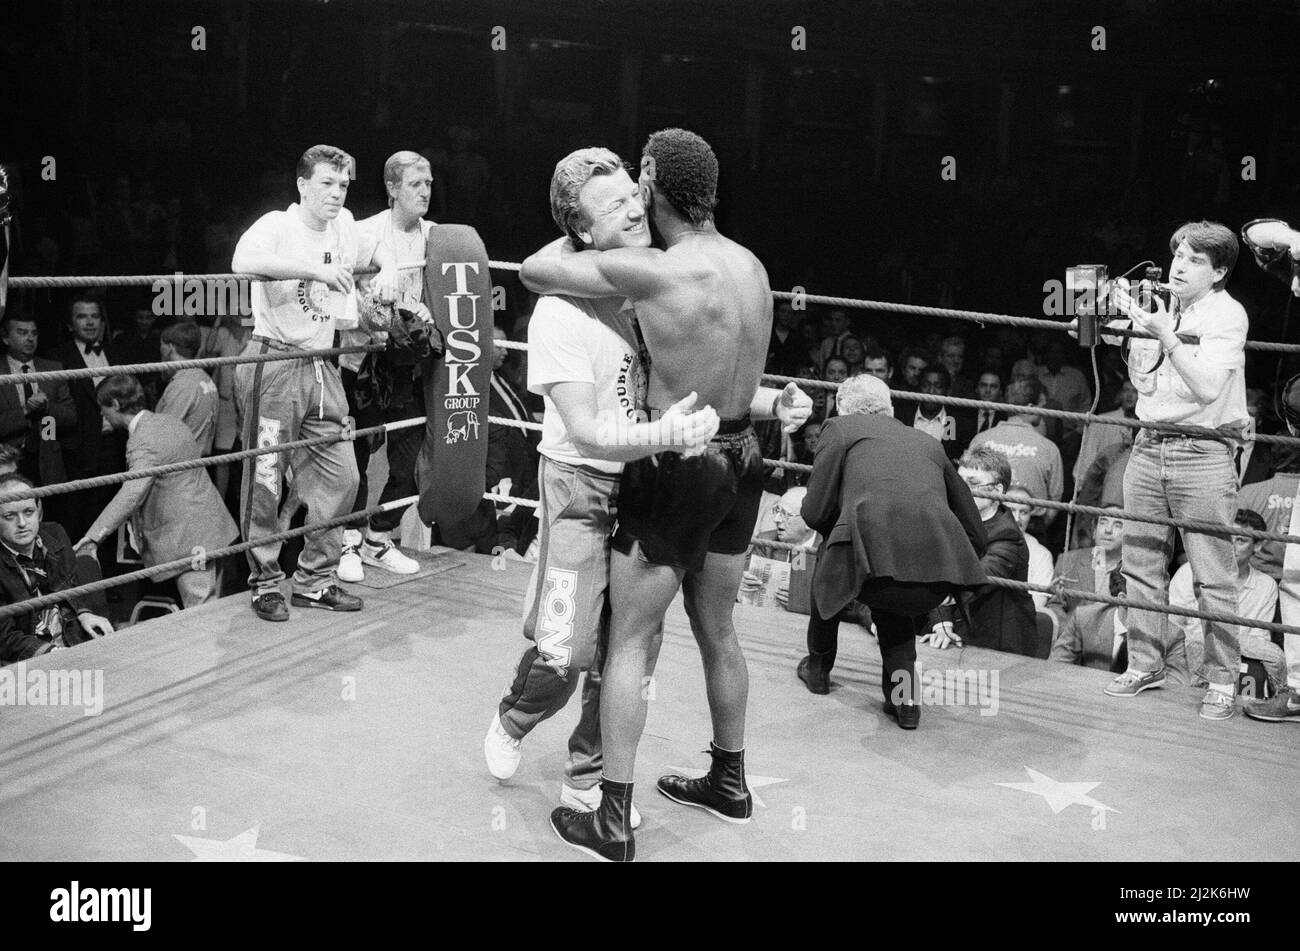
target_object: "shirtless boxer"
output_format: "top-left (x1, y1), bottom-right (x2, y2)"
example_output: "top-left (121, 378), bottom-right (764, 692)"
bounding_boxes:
top-left (522, 128), bottom-right (800, 861)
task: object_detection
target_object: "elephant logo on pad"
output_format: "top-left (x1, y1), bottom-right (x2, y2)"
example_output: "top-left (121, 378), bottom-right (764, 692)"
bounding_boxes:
top-left (445, 410), bottom-right (480, 444)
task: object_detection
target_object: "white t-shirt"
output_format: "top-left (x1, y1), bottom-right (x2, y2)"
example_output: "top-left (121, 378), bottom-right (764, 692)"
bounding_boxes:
top-left (340, 209), bottom-right (434, 372)
top-left (234, 204), bottom-right (362, 350)
top-left (527, 294), bottom-right (646, 474)
top-left (1124, 288), bottom-right (1248, 429)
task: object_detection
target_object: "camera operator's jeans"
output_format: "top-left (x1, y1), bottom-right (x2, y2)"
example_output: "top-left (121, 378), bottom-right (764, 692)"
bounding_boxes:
top-left (1121, 431), bottom-right (1240, 686)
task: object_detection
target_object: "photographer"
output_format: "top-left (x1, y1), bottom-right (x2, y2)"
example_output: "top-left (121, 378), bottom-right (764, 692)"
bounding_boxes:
top-left (1098, 221), bottom-right (1247, 721)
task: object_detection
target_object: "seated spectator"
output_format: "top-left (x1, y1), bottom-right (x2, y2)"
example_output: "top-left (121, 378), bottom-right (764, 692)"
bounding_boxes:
top-left (797, 375), bottom-right (988, 727)
top-left (1237, 450), bottom-right (1300, 581)
top-left (794, 419), bottom-right (823, 465)
top-left (157, 321), bottom-right (218, 455)
top-left (740, 486), bottom-right (820, 609)
top-left (1073, 443), bottom-right (1129, 548)
top-left (969, 377), bottom-right (1063, 525)
top-left (767, 301), bottom-right (806, 376)
top-left (894, 365), bottom-right (976, 463)
top-left (1049, 597), bottom-right (1127, 673)
top-left (840, 336), bottom-right (865, 377)
top-left (1010, 359), bottom-right (1063, 443)
top-left (1004, 484), bottom-right (1053, 610)
top-left (860, 346), bottom-right (892, 384)
top-left (817, 308), bottom-right (853, 368)
top-left (112, 306), bottom-right (165, 406)
top-left (1169, 509), bottom-right (1286, 692)
top-left (0, 473), bottom-right (113, 664)
top-left (75, 375), bottom-right (237, 608)
top-left (0, 313), bottom-right (77, 490)
top-left (1046, 507), bottom-right (1124, 631)
top-left (1037, 338), bottom-right (1093, 424)
top-left (974, 372), bottom-right (1003, 434)
top-left (924, 446), bottom-right (1037, 657)
top-left (1073, 380), bottom-right (1137, 492)
top-left (822, 357), bottom-right (849, 419)
top-left (896, 347), bottom-right (930, 392)
top-left (939, 336), bottom-right (976, 398)
top-left (1239, 386), bottom-right (1273, 486)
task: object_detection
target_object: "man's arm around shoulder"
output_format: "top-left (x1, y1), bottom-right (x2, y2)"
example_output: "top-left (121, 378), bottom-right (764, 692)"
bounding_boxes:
top-left (521, 236), bottom-right (669, 300)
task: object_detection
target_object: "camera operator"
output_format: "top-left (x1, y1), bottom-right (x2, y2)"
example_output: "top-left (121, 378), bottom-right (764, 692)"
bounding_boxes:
top-left (1098, 221), bottom-right (1247, 722)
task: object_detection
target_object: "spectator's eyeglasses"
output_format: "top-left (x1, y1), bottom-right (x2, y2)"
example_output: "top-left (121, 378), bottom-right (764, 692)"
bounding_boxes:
top-left (772, 505), bottom-right (795, 520)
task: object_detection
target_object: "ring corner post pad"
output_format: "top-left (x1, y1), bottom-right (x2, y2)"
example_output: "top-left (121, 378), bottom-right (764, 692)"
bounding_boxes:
top-left (417, 224), bottom-right (494, 527)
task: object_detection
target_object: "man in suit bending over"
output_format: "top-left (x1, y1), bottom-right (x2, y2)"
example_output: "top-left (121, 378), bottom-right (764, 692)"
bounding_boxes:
top-left (75, 375), bottom-right (237, 608)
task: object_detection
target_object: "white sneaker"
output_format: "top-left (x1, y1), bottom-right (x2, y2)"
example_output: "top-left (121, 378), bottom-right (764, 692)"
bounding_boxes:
top-left (338, 533), bottom-right (365, 583)
top-left (560, 782), bottom-right (642, 830)
top-left (484, 713), bottom-right (522, 780)
top-left (361, 537), bottom-right (419, 574)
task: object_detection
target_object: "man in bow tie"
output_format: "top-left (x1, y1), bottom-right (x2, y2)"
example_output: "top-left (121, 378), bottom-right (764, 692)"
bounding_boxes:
top-left (48, 292), bottom-right (125, 559)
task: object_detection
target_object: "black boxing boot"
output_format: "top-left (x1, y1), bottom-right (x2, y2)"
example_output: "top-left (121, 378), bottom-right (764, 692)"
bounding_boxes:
top-left (550, 778), bottom-right (635, 862)
top-left (657, 743), bottom-right (753, 824)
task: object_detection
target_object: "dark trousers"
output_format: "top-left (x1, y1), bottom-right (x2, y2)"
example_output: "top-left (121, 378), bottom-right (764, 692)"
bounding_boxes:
top-left (342, 367), bottom-right (424, 535)
top-left (807, 579), bottom-right (950, 703)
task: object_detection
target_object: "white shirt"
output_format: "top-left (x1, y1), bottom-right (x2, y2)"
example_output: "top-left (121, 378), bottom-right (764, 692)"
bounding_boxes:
top-left (1125, 288), bottom-right (1248, 429)
top-left (1170, 561), bottom-right (1277, 647)
top-left (339, 209), bottom-right (434, 372)
top-left (527, 295), bottom-right (645, 475)
top-left (234, 204), bottom-right (362, 350)
top-left (75, 341), bottom-right (113, 432)
top-left (1025, 534), bottom-right (1054, 610)
top-left (913, 406), bottom-right (951, 443)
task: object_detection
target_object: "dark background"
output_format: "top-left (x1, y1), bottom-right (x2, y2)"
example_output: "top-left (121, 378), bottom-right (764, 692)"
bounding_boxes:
top-left (5, 0), bottom-right (1300, 378)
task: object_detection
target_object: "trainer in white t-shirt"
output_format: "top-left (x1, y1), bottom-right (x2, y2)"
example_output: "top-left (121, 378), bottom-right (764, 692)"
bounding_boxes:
top-left (234, 203), bottom-right (363, 350)
top-left (527, 294), bottom-right (646, 475)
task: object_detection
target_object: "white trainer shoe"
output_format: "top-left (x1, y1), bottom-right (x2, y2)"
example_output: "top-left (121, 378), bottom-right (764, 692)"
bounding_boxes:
top-left (339, 530), bottom-right (365, 583)
top-left (484, 713), bottom-right (522, 780)
top-left (560, 782), bottom-right (642, 830)
top-left (360, 536), bottom-right (420, 574)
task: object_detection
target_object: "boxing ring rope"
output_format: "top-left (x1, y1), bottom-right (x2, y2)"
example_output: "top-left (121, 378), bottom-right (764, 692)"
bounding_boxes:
top-left (5, 265), bottom-right (1297, 640)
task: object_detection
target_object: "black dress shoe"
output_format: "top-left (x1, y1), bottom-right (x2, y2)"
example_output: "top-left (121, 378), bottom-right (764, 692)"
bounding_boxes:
top-left (291, 585), bottom-right (363, 612)
top-left (882, 699), bottom-right (920, 730)
top-left (796, 656), bottom-right (830, 695)
top-left (252, 592), bottom-right (290, 622)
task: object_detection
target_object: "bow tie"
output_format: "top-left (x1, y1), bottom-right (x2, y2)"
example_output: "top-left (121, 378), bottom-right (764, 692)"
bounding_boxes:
top-left (83, 343), bottom-right (103, 356)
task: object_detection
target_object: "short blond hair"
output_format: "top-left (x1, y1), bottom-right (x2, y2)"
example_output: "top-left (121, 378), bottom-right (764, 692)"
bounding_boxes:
top-left (549, 147), bottom-right (624, 247)
top-left (383, 151), bottom-right (431, 208)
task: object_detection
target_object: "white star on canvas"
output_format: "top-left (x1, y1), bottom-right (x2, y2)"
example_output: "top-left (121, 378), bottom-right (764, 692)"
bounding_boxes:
top-left (172, 824), bottom-right (306, 862)
top-left (996, 767), bottom-right (1118, 816)
top-left (665, 768), bottom-right (788, 809)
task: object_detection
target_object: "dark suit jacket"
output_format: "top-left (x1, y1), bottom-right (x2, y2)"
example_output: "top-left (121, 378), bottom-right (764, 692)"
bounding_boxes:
top-left (892, 400), bottom-right (978, 463)
top-left (935, 507), bottom-right (1038, 656)
top-left (1045, 547), bottom-right (1103, 628)
top-left (0, 522), bottom-right (93, 663)
top-left (0, 356), bottom-right (77, 485)
top-left (48, 339), bottom-right (125, 477)
top-left (83, 411), bottom-right (237, 578)
top-left (767, 326), bottom-right (806, 376)
top-left (802, 412), bottom-right (988, 618)
top-left (1050, 602), bottom-right (1125, 672)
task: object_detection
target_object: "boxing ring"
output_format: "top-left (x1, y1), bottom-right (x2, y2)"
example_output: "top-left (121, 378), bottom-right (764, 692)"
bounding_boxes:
top-left (1, 267), bottom-right (1297, 862)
